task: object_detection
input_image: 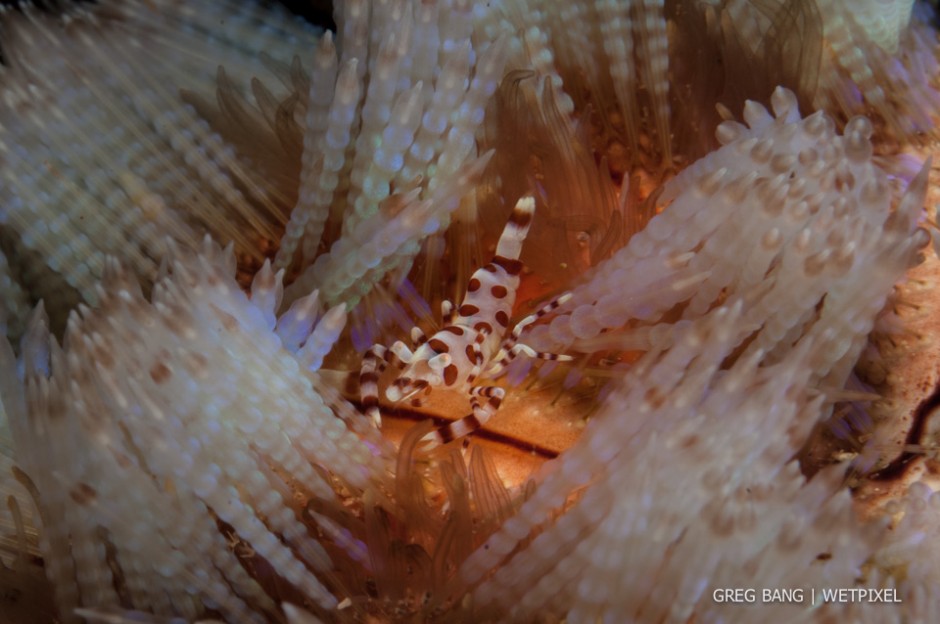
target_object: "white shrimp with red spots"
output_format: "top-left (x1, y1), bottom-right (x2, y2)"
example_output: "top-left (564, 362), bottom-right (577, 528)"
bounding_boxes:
top-left (359, 195), bottom-right (571, 446)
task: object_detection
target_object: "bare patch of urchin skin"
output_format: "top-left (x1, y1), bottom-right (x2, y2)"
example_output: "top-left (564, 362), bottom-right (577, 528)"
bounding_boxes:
top-left (340, 369), bottom-right (591, 490)
top-left (853, 156), bottom-right (940, 517)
